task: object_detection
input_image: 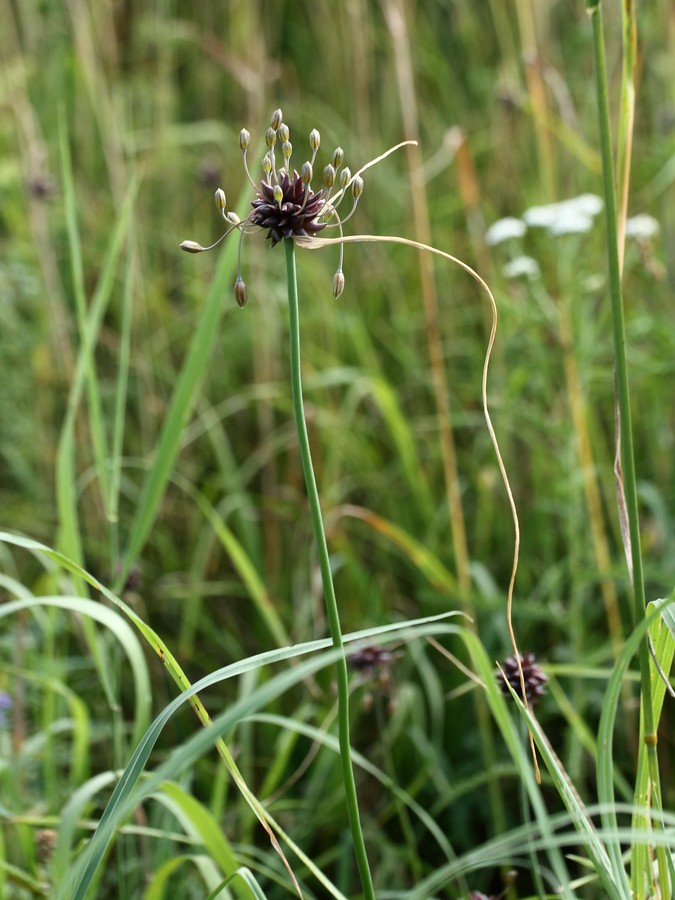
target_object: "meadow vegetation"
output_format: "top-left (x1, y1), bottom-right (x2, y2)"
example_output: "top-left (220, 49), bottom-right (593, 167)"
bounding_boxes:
top-left (0, 1), bottom-right (674, 897)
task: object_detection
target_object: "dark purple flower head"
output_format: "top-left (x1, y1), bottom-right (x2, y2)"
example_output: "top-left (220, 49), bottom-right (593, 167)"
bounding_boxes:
top-left (498, 651), bottom-right (548, 705)
top-left (180, 108), bottom-right (362, 305)
top-left (250, 170), bottom-right (327, 246)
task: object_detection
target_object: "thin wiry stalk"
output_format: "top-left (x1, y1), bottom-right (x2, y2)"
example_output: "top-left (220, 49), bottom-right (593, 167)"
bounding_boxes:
top-left (283, 239), bottom-right (376, 900)
top-left (587, 1), bottom-right (667, 894)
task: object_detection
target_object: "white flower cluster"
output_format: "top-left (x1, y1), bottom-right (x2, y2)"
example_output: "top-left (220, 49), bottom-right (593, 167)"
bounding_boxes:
top-left (485, 194), bottom-right (660, 280)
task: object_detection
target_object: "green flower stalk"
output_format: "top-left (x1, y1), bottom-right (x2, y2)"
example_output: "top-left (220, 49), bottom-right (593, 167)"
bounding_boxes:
top-left (181, 107), bottom-right (513, 899)
top-left (181, 108), bottom-right (376, 899)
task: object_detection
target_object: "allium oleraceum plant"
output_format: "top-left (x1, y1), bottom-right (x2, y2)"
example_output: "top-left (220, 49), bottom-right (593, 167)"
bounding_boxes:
top-left (181, 108), bottom-right (521, 898)
top-left (181, 107), bottom-right (367, 303)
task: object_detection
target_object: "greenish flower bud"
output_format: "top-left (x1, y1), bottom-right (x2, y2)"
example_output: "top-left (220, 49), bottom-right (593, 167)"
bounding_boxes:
top-left (262, 155), bottom-right (272, 177)
top-left (234, 277), bottom-right (248, 308)
top-left (332, 270), bottom-right (345, 298)
top-left (180, 240), bottom-right (203, 253)
top-left (301, 161), bottom-right (313, 185)
top-left (281, 140), bottom-right (292, 161)
top-left (351, 175), bottom-right (364, 199)
top-left (270, 108), bottom-right (283, 130)
top-left (331, 147), bottom-right (344, 169)
top-left (339, 167), bottom-right (352, 188)
top-left (323, 164), bottom-right (335, 188)
top-left (239, 128), bottom-right (250, 150)
top-left (278, 123), bottom-right (290, 143)
top-left (273, 183), bottom-right (284, 206)
top-left (214, 188), bottom-right (226, 211)
top-left (266, 127), bottom-right (277, 148)
top-left (309, 128), bottom-right (321, 151)
top-left (226, 211), bottom-right (241, 225)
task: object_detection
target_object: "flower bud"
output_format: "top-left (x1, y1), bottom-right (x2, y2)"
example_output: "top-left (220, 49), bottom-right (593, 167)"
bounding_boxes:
top-left (180, 240), bottom-right (203, 253)
top-left (226, 211), bottom-right (241, 225)
top-left (214, 188), bottom-right (226, 211)
top-left (281, 140), bottom-right (292, 162)
top-left (331, 147), bottom-right (344, 169)
top-left (266, 127), bottom-right (277, 148)
top-left (309, 128), bottom-right (321, 151)
top-left (234, 277), bottom-right (248, 308)
top-left (278, 123), bottom-right (290, 143)
top-left (332, 270), bottom-right (345, 298)
top-left (239, 128), bottom-right (250, 151)
top-left (262, 155), bottom-right (272, 178)
top-left (351, 175), bottom-right (364, 199)
top-left (339, 167), bottom-right (352, 188)
top-left (301, 161), bottom-right (313, 185)
top-left (322, 164), bottom-right (336, 189)
top-left (273, 183), bottom-right (284, 206)
top-left (270, 108), bottom-right (283, 130)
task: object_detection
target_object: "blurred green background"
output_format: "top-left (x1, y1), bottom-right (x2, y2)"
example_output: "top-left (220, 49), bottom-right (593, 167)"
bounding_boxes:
top-left (1, 1), bottom-right (674, 897)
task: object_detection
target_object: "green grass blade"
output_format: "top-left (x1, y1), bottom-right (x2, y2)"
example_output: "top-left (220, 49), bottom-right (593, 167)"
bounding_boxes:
top-left (118, 218), bottom-right (241, 591)
top-left (0, 594), bottom-right (152, 751)
top-left (461, 630), bottom-right (576, 899)
top-left (631, 593), bottom-right (675, 899)
top-left (61, 617), bottom-right (463, 900)
top-left (57, 117), bottom-right (140, 566)
top-left (152, 782), bottom-right (253, 899)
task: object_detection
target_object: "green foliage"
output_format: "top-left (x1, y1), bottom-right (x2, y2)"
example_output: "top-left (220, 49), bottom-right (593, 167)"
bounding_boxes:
top-left (0, 1), bottom-right (674, 897)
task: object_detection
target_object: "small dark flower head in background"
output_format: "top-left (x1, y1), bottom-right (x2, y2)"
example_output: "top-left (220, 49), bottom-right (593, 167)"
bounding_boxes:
top-left (180, 107), bottom-right (364, 305)
top-left (498, 651), bottom-right (547, 705)
top-left (27, 173), bottom-right (56, 200)
top-left (348, 644), bottom-right (401, 712)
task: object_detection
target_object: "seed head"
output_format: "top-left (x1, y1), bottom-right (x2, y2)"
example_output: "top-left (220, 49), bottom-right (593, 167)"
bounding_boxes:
top-left (499, 652), bottom-right (547, 705)
top-left (250, 169), bottom-right (328, 247)
top-left (180, 108), bottom-right (369, 301)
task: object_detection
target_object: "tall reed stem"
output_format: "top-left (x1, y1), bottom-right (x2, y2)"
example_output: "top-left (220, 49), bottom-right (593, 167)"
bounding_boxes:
top-left (587, 1), bottom-right (665, 883)
top-left (284, 238), bottom-right (375, 900)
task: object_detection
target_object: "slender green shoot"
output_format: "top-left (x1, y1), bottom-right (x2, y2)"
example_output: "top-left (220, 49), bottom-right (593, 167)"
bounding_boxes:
top-left (587, 0), bottom-right (665, 891)
top-left (283, 238), bottom-right (376, 900)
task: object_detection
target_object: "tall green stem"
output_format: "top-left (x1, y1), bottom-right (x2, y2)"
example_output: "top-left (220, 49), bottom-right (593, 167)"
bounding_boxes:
top-left (587, 0), bottom-right (665, 889)
top-left (284, 239), bottom-right (376, 900)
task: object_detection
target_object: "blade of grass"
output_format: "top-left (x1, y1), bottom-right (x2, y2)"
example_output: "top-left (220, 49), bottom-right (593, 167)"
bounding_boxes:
top-left (630, 595), bottom-right (675, 899)
top-left (117, 194), bottom-right (247, 593)
top-left (0, 594), bottom-right (152, 751)
top-left (152, 782), bottom-right (251, 899)
top-left (586, 3), bottom-right (664, 888)
top-left (62, 617), bottom-right (463, 900)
